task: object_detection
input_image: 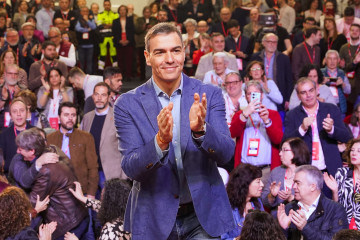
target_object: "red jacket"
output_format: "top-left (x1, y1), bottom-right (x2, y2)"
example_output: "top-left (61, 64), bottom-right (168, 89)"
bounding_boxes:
top-left (229, 109), bottom-right (283, 170)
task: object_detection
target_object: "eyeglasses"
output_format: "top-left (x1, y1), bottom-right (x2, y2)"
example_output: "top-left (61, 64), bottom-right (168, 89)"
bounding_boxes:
top-left (280, 148), bottom-right (292, 152)
top-left (224, 81), bottom-right (241, 87)
top-left (250, 67), bottom-right (262, 71)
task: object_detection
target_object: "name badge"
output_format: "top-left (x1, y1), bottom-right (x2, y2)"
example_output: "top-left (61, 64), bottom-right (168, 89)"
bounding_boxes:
top-left (4, 112), bottom-right (10, 127)
top-left (347, 71), bottom-right (355, 79)
top-left (312, 141), bottom-right (319, 161)
top-left (237, 58), bottom-right (243, 70)
top-left (49, 117), bottom-right (59, 130)
top-left (82, 32), bottom-right (89, 40)
top-left (329, 86), bottom-right (339, 97)
top-left (247, 138), bottom-right (260, 156)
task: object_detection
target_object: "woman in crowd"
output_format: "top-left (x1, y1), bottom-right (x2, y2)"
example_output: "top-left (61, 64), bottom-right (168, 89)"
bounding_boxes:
top-left (245, 61), bottom-right (283, 111)
top-left (13, 0), bottom-right (32, 31)
top-left (304, 0), bottom-right (322, 24)
top-left (320, 17), bottom-right (347, 61)
top-left (150, 1), bottom-right (159, 18)
top-left (237, 210), bottom-right (286, 240)
top-left (261, 137), bottom-right (310, 215)
top-left (182, 18), bottom-right (199, 76)
top-left (349, 103), bottom-right (360, 138)
top-left (288, 64), bottom-right (336, 110)
top-left (319, 0), bottom-right (340, 29)
top-left (192, 33), bottom-right (212, 66)
top-left (65, 179), bottom-right (131, 240)
top-left (0, 186), bottom-right (56, 240)
top-left (324, 138), bottom-right (360, 230)
top-left (0, 49), bottom-right (27, 86)
top-left (75, 6), bottom-right (97, 75)
top-left (37, 68), bottom-right (73, 130)
top-left (112, 5), bottom-right (135, 80)
top-left (221, 164), bottom-right (264, 239)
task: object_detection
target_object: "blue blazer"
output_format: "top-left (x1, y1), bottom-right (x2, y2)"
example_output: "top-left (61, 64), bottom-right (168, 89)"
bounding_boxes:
top-left (283, 102), bottom-right (352, 176)
top-left (114, 74), bottom-right (235, 240)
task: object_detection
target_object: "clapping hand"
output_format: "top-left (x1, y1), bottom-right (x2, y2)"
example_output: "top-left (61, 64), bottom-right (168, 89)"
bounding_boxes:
top-left (189, 93), bottom-right (207, 134)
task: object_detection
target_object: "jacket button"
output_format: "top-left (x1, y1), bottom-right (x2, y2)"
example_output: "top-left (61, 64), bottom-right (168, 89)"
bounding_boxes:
top-left (145, 163), bottom-right (153, 169)
top-left (174, 194), bottom-right (179, 199)
top-left (208, 148), bottom-right (215, 153)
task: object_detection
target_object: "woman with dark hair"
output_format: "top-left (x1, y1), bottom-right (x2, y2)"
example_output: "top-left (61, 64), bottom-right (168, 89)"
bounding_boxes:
top-left (244, 60), bottom-right (283, 110)
top-left (324, 138), bottom-right (360, 230)
top-left (0, 186), bottom-right (56, 240)
top-left (66, 178), bottom-right (131, 240)
top-left (304, 0), bottom-right (322, 23)
top-left (0, 49), bottom-right (28, 86)
top-left (37, 68), bottom-right (73, 130)
top-left (12, 0), bottom-right (33, 31)
top-left (349, 103), bottom-right (360, 138)
top-left (261, 137), bottom-right (310, 214)
top-left (237, 210), bottom-right (286, 240)
top-left (221, 164), bottom-right (264, 239)
top-left (288, 64), bottom-right (336, 109)
top-left (320, 18), bottom-right (347, 60)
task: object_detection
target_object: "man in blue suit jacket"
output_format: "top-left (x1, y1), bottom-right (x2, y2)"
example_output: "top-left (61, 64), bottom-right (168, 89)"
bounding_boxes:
top-left (114, 23), bottom-right (235, 240)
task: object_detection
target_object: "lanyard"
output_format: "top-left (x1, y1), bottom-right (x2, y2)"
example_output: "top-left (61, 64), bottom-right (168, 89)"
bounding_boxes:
top-left (41, 60), bottom-right (55, 78)
top-left (249, 115), bottom-right (260, 136)
top-left (61, 11), bottom-right (68, 20)
top-left (328, 37), bottom-right (334, 50)
top-left (303, 42), bottom-right (315, 64)
top-left (13, 126), bottom-right (18, 136)
top-left (348, 43), bottom-right (360, 58)
top-left (221, 21), bottom-right (228, 37)
top-left (52, 91), bottom-right (61, 115)
top-left (264, 53), bottom-right (273, 77)
top-left (235, 36), bottom-right (242, 52)
top-left (169, 9), bottom-right (177, 23)
top-left (327, 69), bottom-right (337, 78)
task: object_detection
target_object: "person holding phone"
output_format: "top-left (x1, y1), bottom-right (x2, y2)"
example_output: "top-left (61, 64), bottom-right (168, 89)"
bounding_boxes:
top-left (230, 80), bottom-right (283, 182)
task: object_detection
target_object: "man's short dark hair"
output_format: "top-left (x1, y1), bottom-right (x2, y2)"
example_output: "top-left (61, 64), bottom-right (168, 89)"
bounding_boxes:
top-left (58, 102), bottom-right (78, 117)
top-left (227, 19), bottom-right (239, 29)
top-left (304, 17), bottom-right (316, 24)
top-left (351, 23), bottom-right (360, 30)
top-left (211, 32), bottom-right (224, 40)
top-left (305, 26), bottom-right (320, 39)
top-left (93, 82), bottom-right (111, 95)
top-left (68, 66), bottom-right (85, 79)
top-left (145, 22), bottom-right (183, 52)
top-left (344, 6), bottom-right (355, 17)
top-left (16, 128), bottom-right (46, 157)
top-left (103, 66), bottom-right (122, 80)
top-left (42, 40), bottom-right (56, 50)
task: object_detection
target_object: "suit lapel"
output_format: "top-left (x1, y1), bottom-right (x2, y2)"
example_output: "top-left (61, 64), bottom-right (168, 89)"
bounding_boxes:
top-left (100, 109), bottom-right (114, 149)
top-left (86, 111), bottom-right (95, 132)
top-left (140, 80), bottom-right (162, 133)
top-left (180, 75), bottom-right (196, 157)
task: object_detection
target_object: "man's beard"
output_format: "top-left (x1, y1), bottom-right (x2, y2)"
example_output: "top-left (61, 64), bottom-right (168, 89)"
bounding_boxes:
top-left (44, 54), bottom-right (55, 61)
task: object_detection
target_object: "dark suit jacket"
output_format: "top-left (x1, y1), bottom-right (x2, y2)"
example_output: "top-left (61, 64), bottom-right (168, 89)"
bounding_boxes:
top-left (283, 102), bottom-right (352, 176)
top-left (181, 1), bottom-right (210, 23)
top-left (114, 74), bottom-right (235, 240)
top-left (112, 16), bottom-right (135, 48)
top-left (47, 128), bottom-right (99, 195)
top-left (81, 107), bottom-right (127, 180)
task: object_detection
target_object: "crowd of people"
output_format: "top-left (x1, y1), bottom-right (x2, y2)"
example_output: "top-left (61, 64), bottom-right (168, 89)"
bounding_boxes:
top-left (3, 0), bottom-right (360, 239)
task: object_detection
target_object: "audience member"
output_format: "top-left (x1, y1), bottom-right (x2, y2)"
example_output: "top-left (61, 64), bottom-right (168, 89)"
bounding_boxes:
top-left (192, 33), bottom-right (212, 65)
top-left (221, 164), bottom-right (265, 239)
top-left (223, 72), bottom-right (248, 126)
top-left (278, 0), bottom-right (296, 34)
top-left (157, 9), bottom-right (168, 23)
top-left (243, 8), bottom-right (260, 39)
top-left (348, 103), bottom-right (360, 138)
top-left (245, 61), bottom-right (283, 110)
top-left (75, 6), bottom-right (96, 75)
top-left (336, 7), bottom-right (360, 41)
top-left (283, 77), bottom-right (352, 197)
top-left (261, 137), bottom-right (310, 215)
top-left (163, 0), bottom-right (180, 23)
top-left (197, 20), bottom-right (209, 34)
top-left (251, 33), bottom-right (293, 111)
top-left (47, 102), bottom-right (99, 198)
top-left (321, 18), bottom-right (347, 61)
top-left (112, 5), bottom-right (135, 80)
top-left (203, 52), bottom-right (234, 87)
top-left (97, 0), bottom-right (118, 70)
top-left (292, 26), bottom-right (322, 82)
top-left (35, 0), bottom-right (54, 38)
top-left (66, 179), bottom-right (131, 240)
top-left (37, 68), bottom-right (73, 130)
top-left (304, 0), bottom-right (322, 24)
top-left (292, 17), bottom-right (316, 48)
top-left (230, 81), bottom-right (283, 176)
top-left (53, 0), bottom-right (78, 32)
top-left (18, 22), bottom-right (41, 72)
top-left (182, 18), bottom-right (199, 76)
top-left (195, 32), bottom-right (238, 80)
top-left (319, 0), bottom-right (340, 30)
top-left (28, 41), bottom-right (68, 94)
top-left (277, 165), bottom-right (348, 239)
top-left (24, 15), bottom-right (45, 43)
top-left (0, 49), bottom-right (28, 86)
top-left (181, 0), bottom-right (210, 23)
top-left (289, 64), bottom-right (337, 110)
top-left (12, 0), bottom-right (33, 31)
top-left (47, 27), bottom-right (76, 68)
top-left (212, 7), bottom-right (232, 36)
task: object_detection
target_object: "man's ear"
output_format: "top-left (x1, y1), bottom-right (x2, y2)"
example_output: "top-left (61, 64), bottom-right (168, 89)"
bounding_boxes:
top-left (144, 50), bottom-right (151, 66)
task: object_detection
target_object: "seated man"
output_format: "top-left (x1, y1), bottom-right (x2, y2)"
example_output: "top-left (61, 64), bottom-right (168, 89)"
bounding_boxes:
top-left (222, 72), bottom-right (248, 127)
top-left (11, 128), bottom-right (88, 239)
top-left (230, 81), bottom-right (283, 180)
top-left (278, 165), bottom-right (348, 239)
top-left (203, 52), bottom-right (234, 87)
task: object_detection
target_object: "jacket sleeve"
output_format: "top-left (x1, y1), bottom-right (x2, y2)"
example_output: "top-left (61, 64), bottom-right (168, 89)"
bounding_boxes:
top-left (229, 110), bottom-right (246, 139)
top-left (85, 134), bottom-right (99, 196)
top-left (28, 63), bottom-right (42, 91)
top-left (327, 105), bottom-right (352, 143)
top-left (10, 155), bottom-right (39, 190)
top-left (283, 109), bottom-right (303, 141)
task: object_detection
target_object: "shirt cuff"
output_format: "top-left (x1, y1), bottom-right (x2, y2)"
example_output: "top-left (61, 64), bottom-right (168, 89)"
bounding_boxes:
top-left (298, 125), bottom-right (306, 136)
top-left (329, 125), bottom-right (334, 135)
top-left (154, 137), bottom-right (169, 159)
top-left (264, 119), bottom-right (272, 128)
top-left (35, 163), bottom-right (41, 172)
top-left (191, 124), bottom-right (206, 144)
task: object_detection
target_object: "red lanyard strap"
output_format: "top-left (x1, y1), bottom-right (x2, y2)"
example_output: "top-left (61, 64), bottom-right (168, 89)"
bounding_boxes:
top-left (235, 36), bottom-right (242, 52)
top-left (221, 22), bottom-right (228, 37)
top-left (348, 43), bottom-right (360, 58)
top-left (303, 42), bottom-right (315, 64)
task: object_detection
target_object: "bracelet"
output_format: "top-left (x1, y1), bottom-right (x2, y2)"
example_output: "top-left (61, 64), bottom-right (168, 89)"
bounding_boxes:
top-left (241, 112), bottom-right (248, 119)
top-left (44, 91), bottom-right (50, 96)
top-left (157, 133), bottom-right (170, 144)
top-left (1, 98), bottom-right (6, 102)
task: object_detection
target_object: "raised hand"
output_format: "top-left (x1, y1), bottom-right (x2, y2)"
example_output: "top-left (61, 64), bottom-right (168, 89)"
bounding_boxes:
top-left (189, 93), bottom-right (207, 133)
top-left (277, 203), bottom-right (292, 229)
top-left (301, 116), bottom-right (315, 132)
top-left (270, 181), bottom-right (281, 197)
top-left (69, 181), bottom-right (87, 203)
top-left (322, 114), bottom-right (334, 133)
top-left (291, 209), bottom-right (307, 230)
top-left (34, 195), bottom-right (50, 213)
top-left (157, 102), bottom-right (174, 149)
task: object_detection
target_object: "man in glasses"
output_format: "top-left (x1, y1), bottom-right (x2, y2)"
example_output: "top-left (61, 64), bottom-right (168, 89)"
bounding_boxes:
top-left (283, 77), bottom-right (351, 198)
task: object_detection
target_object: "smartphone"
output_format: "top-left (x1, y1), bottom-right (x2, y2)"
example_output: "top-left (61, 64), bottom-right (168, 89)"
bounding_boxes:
top-left (329, 77), bottom-right (337, 82)
top-left (251, 92), bottom-right (261, 112)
